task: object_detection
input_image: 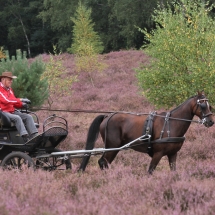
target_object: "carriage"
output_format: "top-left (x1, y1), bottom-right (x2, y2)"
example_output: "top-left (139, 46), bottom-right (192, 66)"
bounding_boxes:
top-left (0, 110), bottom-right (72, 170)
top-left (0, 91), bottom-right (214, 173)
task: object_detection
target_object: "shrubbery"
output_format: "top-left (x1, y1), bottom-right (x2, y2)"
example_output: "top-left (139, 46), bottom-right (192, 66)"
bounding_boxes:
top-left (137, 0), bottom-right (215, 108)
top-left (0, 49), bottom-right (48, 107)
top-left (41, 46), bottom-right (77, 108)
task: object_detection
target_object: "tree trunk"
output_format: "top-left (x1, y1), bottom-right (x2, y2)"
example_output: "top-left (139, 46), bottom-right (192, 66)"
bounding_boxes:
top-left (18, 15), bottom-right (31, 58)
top-left (10, 0), bottom-right (31, 58)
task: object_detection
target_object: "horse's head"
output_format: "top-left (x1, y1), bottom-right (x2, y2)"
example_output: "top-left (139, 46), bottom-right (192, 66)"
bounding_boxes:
top-left (193, 91), bottom-right (214, 127)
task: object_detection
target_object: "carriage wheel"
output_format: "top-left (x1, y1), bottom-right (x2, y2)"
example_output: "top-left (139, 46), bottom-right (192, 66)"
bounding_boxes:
top-left (36, 148), bottom-right (72, 171)
top-left (0, 152), bottom-right (35, 171)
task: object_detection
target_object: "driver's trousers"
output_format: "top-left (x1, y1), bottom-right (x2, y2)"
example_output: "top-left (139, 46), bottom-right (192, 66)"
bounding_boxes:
top-left (3, 110), bottom-right (38, 136)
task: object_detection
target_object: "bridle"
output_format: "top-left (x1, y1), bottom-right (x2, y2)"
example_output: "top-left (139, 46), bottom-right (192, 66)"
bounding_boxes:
top-left (194, 98), bottom-right (213, 119)
top-left (154, 96), bottom-right (213, 140)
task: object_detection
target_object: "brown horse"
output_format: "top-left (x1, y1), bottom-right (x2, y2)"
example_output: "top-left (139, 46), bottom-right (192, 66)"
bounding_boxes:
top-left (79, 91), bottom-right (214, 174)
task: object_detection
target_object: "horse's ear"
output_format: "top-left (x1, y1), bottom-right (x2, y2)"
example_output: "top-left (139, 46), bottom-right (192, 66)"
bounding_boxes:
top-left (197, 91), bottom-right (204, 96)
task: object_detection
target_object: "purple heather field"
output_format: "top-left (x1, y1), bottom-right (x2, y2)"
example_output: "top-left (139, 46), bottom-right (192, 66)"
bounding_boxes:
top-left (1, 50), bottom-right (215, 215)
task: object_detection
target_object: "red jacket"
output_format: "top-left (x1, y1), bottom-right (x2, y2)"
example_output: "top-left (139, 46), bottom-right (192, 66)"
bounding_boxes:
top-left (0, 83), bottom-right (23, 113)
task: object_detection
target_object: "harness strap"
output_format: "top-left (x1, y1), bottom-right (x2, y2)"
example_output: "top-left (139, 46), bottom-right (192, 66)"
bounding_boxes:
top-left (142, 111), bottom-right (156, 157)
top-left (151, 136), bottom-right (185, 143)
top-left (104, 112), bottom-right (118, 148)
top-left (145, 112), bottom-right (156, 135)
top-left (159, 112), bottom-right (171, 139)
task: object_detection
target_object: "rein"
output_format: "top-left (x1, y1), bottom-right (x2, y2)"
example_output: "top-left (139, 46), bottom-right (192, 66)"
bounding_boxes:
top-left (32, 107), bottom-right (206, 124)
top-left (151, 114), bottom-right (203, 124)
top-left (31, 107), bottom-right (116, 114)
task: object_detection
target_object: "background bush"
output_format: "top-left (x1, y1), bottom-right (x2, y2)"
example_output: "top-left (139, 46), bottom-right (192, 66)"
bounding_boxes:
top-left (41, 46), bottom-right (77, 108)
top-left (0, 49), bottom-right (48, 107)
top-left (137, 0), bottom-right (215, 108)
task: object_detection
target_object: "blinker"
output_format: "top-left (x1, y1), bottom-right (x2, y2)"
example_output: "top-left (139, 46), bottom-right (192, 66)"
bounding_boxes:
top-left (200, 102), bottom-right (207, 110)
top-left (197, 98), bottom-right (210, 114)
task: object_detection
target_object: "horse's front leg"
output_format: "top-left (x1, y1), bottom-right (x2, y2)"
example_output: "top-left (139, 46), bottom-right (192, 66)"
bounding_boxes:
top-left (148, 152), bottom-right (163, 174)
top-left (167, 152), bottom-right (177, 171)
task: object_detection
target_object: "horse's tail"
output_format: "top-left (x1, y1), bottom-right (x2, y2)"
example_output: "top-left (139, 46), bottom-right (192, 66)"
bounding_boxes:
top-left (79, 115), bottom-right (105, 171)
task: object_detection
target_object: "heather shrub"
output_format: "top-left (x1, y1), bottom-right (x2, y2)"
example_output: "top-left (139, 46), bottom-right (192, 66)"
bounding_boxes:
top-left (137, 0), bottom-right (215, 108)
top-left (0, 50), bottom-right (214, 215)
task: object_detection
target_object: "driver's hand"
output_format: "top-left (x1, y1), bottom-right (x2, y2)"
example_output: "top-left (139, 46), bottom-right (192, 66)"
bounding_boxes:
top-left (21, 98), bottom-right (31, 104)
top-left (22, 102), bottom-right (29, 109)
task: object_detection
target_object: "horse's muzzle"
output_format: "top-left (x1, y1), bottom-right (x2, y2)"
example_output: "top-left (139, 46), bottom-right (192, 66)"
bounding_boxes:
top-left (203, 118), bottom-right (214, 127)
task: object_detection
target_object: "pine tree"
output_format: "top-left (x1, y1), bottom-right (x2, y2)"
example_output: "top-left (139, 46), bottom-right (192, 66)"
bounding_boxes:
top-left (68, 1), bottom-right (105, 86)
top-left (68, 1), bottom-right (103, 56)
top-left (0, 49), bottom-right (48, 107)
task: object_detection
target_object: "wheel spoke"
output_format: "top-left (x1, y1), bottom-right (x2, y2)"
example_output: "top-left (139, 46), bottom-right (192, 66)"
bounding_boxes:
top-left (36, 156), bottom-right (71, 171)
top-left (9, 158), bottom-right (17, 167)
top-left (1, 152), bottom-right (35, 171)
top-left (18, 157), bottom-right (22, 169)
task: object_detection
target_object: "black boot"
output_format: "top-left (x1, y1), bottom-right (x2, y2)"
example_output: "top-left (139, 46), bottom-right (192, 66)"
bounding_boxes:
top-left (22, 134), bottom-right (30, 143)
top-left (30, 132), bottom-right (38, 139)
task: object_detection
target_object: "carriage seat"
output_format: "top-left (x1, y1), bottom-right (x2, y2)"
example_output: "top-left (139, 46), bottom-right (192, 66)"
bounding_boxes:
top-left (0, 111), bottom-right (39, 128)
top-left (0, 111), bottom-right (14, 127)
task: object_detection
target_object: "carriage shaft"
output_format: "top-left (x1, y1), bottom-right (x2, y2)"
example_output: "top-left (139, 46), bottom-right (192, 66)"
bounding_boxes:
top-left (50, 135), bottom-right (151, 157)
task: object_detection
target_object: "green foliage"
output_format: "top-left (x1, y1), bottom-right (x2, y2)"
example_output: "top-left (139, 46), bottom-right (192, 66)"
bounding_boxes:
top-left (0, 47), bottom-right (6, 59)
top-left (137, 0), bottom-right (215, 108)
top-left (38, 0), bottom-right (78, 52)
top-left (0, 0), bottom-right (173, 55)
top-left (75, 54), bottom-right (107, 86)
top-left (0, 0), bottom-right (53, 57)
top-left (69, 1), bottom-right (106, 86)
top-left (107, 0), bottom-right (159, 50)
top-left (41, 45), bottom-right (78, 107)
top-left (68, 1), bottom-right (104, 55)
top-left (0, 49), bottom-right (48, 107)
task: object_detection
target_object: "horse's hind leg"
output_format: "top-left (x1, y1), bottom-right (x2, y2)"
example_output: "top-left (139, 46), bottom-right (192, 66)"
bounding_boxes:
top-left (167, 153), bottom-right (177, 171)
top-left (148, 152), bottom-right (163, 174)
top-left (98, 151), bottom-right (119, 170)
top-left (98, 155), bottom-right (109, 169)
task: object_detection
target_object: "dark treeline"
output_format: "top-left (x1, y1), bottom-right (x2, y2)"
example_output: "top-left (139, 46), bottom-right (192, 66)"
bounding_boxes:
top-left (1, 0), bottom-right (215, 58)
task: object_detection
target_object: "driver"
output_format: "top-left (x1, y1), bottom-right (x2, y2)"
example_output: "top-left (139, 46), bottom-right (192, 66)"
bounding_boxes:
top-left (0, 71), bottom-right (38, 143)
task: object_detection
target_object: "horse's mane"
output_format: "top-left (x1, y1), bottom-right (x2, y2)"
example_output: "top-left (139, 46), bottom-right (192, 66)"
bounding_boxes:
top-left (170, 95), bottom-right (197, 113)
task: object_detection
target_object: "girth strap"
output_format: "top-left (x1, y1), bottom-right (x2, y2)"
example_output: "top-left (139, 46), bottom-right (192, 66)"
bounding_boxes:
top-left (143, 111), bottom-right (157, 136)
top-left (151, 136), bottom-right (185, 143)
top-left (142, 111), bottom-right (156, 157)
